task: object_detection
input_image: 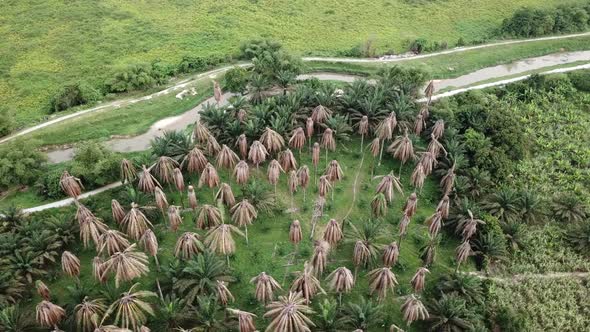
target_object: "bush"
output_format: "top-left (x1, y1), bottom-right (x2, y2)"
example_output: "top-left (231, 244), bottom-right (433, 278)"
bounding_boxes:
top-left (568, 70), bottom-right (590, 92)
top-left (501, 4), bottom-right (590, 38)
top-left (0, 107), bottom-right (14, 137)
top-left (106, 63), bottom-right (168, 93)
top-left (70, 142), bottom-right (120, 187)
top-left (408, 38), bottom-right (428, 54)
top-left (239, 39), bottom-right (283, 60)
top-left (35, 168), bottom-right (64, 199)
top-left (223, 66), bottom-right (250, 93)
top-left (0, 140), bottom-right (46, 188)
top-left (48, 82), bottom-right (101, 113)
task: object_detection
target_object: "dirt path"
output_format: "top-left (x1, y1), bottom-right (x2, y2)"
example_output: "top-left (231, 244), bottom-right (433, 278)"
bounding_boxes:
top-left (466, 271), bottom-right (590, 283)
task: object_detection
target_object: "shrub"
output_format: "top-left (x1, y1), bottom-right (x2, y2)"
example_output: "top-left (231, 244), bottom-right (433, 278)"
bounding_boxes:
top-left (408, 38), bottom-right (428, 54)
top-left (0, 107), bottom-right (14, 137)
top-left (48, 82), bottom-right (101, 113)
top-left (35, 168), bottom-right (64, 199)
top-left (239, 38), bottom-right (283, 60)
top-left (500, 4), bottom-right (590, 38)
top-left (568, 70), bottom-right (590, 92)
top-left (70, 142), bottom-right (120, 187)
top-left (106, 63), bottom-right (167, 93)
top-left (0, 140), bottom-right (46, 188)
top-left (223, 66), bottom-right (250, 93)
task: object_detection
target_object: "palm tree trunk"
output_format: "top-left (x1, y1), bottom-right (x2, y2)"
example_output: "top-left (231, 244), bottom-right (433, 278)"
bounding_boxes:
top-left (303, 188), bottom-right (307, 202)
top-left (154, 256), bottom-right (164, 301)
top-left (360, 134), bottom-right (364, 154)
top-left (178, 190), bottom-right (185, 209)
top-left (244, 225), bottom-right (249, 245)
top-left (226, 255), bottom-right (230, 267)
top-left (325, 148), bottom-right (329, 168)
top-left (399, 162), bottom-right (403, 178)
top-left (378, 139), bottom-right (385, 166)
top-left (160, 208), bottom-right (167, 226)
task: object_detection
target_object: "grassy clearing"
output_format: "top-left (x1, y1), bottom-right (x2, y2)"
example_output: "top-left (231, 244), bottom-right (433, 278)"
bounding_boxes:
top-left (1, 0), bottom-right (585, 127)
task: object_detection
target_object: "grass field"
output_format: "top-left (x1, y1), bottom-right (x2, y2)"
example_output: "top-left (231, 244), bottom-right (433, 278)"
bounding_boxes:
top-left (1, 0), bottom-right (586, 128)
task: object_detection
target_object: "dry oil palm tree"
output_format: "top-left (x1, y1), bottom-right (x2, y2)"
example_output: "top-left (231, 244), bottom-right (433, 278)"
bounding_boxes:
top-left (154, 187), bottom-right (169, 221)
top-left (139, 229), bottom-right (162, 299)
top-left (368, 267), bottom-right (398, 301)
top-left (227, 308), bottom-right (257, 332)
top-left (153, 156), bottom-right (179, 185)
top-left (216, 183), bottom-right (236, 207)
top-left (427, 134), bottom-right (447, 158)
top-left (457, 210), bottom-right (484, 240)
top-left (374, 171), bottom-right (403, 203)
top-left (214, 80), bottom-right (223, 104)
top-left (36, 300), bottom-right (65, 329)
top-left (419, 104), bottom-right (430, 120)
top-left (60, 171), bottom-right (83, 198)
top-left (111, 199), bottom-right (126, 224)
top-left (357, 115), bottom-right (369, 153)
top-left (79, 215), bottom-right (108, 248)
top-left (75, 297), bottom-right (106, 332)
top-left (237, 134), bottom-right (249, 160)
top-left (288, 170), bottom-right (298, 209)
top-left (194, 120), bottom-right (211, 144)
top-left (290, 261), bottom-right (325, 304)
top-left (267, 159), bottom-right (284, 194)
top-left (312, 104), bottom-right (331, 123)
top-left (62, 251), bottom-right (80, 278)
top-left (251, 272), bottom-right (282, 303)
top-left (321, 128), bottom-right (336, 166)
top-left (326, 267), bottom-right (354, 304)
top-left (382, 242), bottom-right (399, 267)
top-left (234, 160), bottom-right (250, 186)
top-left (371, 193), bottom-right (388, 218)
top-left (289, 127), bottom-right (306, 155)
top-left (437, 195), bottom-right (450, 219)
top-left (230, 199), bottom-right (257, 244)
top-left (388, 130), bottom-right (415, 175)
top-left (101, 283), bottom-right (156, 330)
top-left (410, 267), bottom-right (430, 293)
top-left (215, 280), bottom-right (234, 306)
top-left (401, 294), bottom-right (429, 325)
top-left (411, 163), bottom-right (426, 191)
top-left (120, 159), bottom-right (137, 184)
top-left (196, 204), bottom-right (222, 229)
top-left (260, 127), bottom-right (285, 154)
top-left (102, 244), bottom-right (149, 288)
top-left (93, 257), bottom-right (107, 284)
top-left (183, 147), bottom-right (208, 174)
top-left (306, 117), bottom-right (314, 148)
top-left (187, 185), bottom-right (198, 212)
top-left (122, 203), bottom-right (153, 240)
top-left (310, 240), bottom-right (330, 275)
top-left (369, 137), bottom-right (380, 175)
top-left (325, 160), bottom-right (343, 183)
top-left (352, 240), bottom-right (371, 272)
top-left (199, 163), bottom-right (220, 191)
top-left (99, 230), bottom-right (131, 256)
top-left (414, 113), bottom-right (425, 136)
top-left (279, 149), bottom-right (298, 172)
top-left (455, 240), bottom-right (472, 271)
top-left (398, 212), bottom-right (411, 239)
top-left (36, 280), bottom-right (51, 301)
top-left (424, 80), bottom-right (435, 104)
top-left (323, 219), bottom-right (343, 246)
top-left (440, 163), bottom-right (456, 195)
top-left (206, 223), bottom-right (245, 265)
top-left (312, 142), bottom-right (321, 181)
top-left (318, 175), bottom-right (332, 199)
top-left (217, 145), bottom-right (239, 169)
top-left (297, 165), bottom-right (310, 202)
top-left (426, 209), bottom-right (443, 238)
top-left (264, 292), bottom-right (315, 332)
top-left (403, 193), bottom-right (418, 218)
top-left (173, 168), bottom-right (186, 207)
top-left (138, 165), bottom-right (160, 193)
top-left (290, 220), bottom-right (303, 245)
top-left (375, 118), bottom-right (393, 166)
top-left (174, 232), bottom-right (203, 260)
top-left (206, 134), bottom-right (222, 156)
top-left (418, 151), bottom-right (437, 176)
top-left (248, 140), bottom-right (268, 169)
top-left (167, 205), bottom-right (183, 232)
top-left (431, 119), bottom-right (445, 139)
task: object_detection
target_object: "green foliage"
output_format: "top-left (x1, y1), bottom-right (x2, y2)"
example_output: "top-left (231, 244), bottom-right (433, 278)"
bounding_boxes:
top-left (501, 4), bottom-right (590, 37)
top-left (0, 140), bottom-right (46, 188)
top-left (0, 107), bottom-right (14, 137)
top-left (70, 141), bottom-right (120, 187)
top-left (49, 82), bottom-right (101, 113)
top-left (106, 63), bottom-right (168, 93)
top-left (223, 66), bottom-right (250, 93)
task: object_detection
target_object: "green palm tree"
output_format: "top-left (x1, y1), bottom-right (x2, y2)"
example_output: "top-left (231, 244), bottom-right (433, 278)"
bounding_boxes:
top-left (338, 298), bottom-right (383, 331)
top-left (0, 305), bottom-right (37, 332)
top-left (483, 187), bottom-right (520, 223)
top-left (0, 272), bottom-right (25, 307)
top-left (174, 251), bottom-right (233, 304)
top-left (473, 232), bottom-right (508, 269)
top-left (426, 294), bottom-right (476, 332)
top-left (551, 193), bottom-right (588, 223)
top-left (566, 221), bottom-right (590, 255)
top-left (314, 299), bottom-right (339, 332)
top-left (517, 190), bottom-right (546, 224)
top-left (158, 295), bottom-right (190, 330)
top-left (192, 295), bottom-right (224, 332)
top-left (433, 273), bottom-right (484, 305)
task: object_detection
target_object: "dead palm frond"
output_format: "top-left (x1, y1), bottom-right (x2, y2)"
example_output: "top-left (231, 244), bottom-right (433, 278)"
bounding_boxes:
top-left (312, 105), bottom-right (332, 123)
top-left (382, 242), bottom-right (399, 267)
top-left (431, 119), bottom-right (445, 139)
top-left (398, 212), bottom-right (411, 238)
top-left (457, 210), bottom-right (485, 240)
top-left (183, 147), bottom-right (208, 174)
top-left (138, 165), bottom-right (160, 193)
top-left (60, 171), bottom-right (83, 198)
top-left (326, 266), bottom-right (354, 295)
top-left (238, 109), bottom-right (247, 123)
top-left (414, 113), bottom-right (425, 136)
top-left (154, 187), bottom-right (168, 211)
top-left (36, 300), bottom-right (65, 329)
top-left (139, 229), bottom-right (159, 258)
top-left (215, 280), bottom-right (234, 306)
top-left (312, 142), bottom-right (321, 171)
top-left (167, 205), bottom-right (183, 232)
top-left (267, 159), bottom-right (284, 193)
top-left (369, 137), bottom-right (380, 158)
top-left (174, 232), bottom-right (203, 260)
top-left (217, 145), bottom-right (239, 169)
top-left (196, 204), bottom-right (222, 229)
top-left (318, 175), bottom-right (332, 198)
top-left (403, 193), bottom-right (418, 217)
top-left (120, 159), bottom-right (137, 184)
top-left (306, 117), bottom-right (314, 140)
top-left (288, 170), bottom-right (298, 209)
top-left (387, 111), bottom-right (398, 133)
top-left (99, 230), bottom-right (131, 256)
top-left (194, 120), bottom-right (211, 144)
top-left (455, 241), bottom-right (472, 270)
top-left (62, 251), bottom-right (80, 277)
top-left (371, 193), bottom-right (388, 218)
top-left (206, 224), bottom-right (245, 257)
top-left (289, 220), bottom-right (303, 244)
top-left (427, 134), bottom-right (447, 158)
top-left (440, 163), bottom-right (456, 195)
top-left (111, 199), bottom-right (126, 224)
top-left (36, 280), bottom-right (51, 301)
top-left (227, 308), bottom-right (257, 332)
top-left (75, 297), bottom-right (106, 332)
top-left (230, 199), bottom-right (257, 244)
top-left (437, 195), bottom-right (450, 219)
top-left (206, 134), bottom-right (222, 156)
top-left (374, 172), bottom-right (403, 203)
top-left (401, 294), bottom-right (429, 325)
top-left (290, 261), bottom-right (325, 304)
top-left (102, 244), bottom-right (149, 288)
top-left (325, 160), bottom-right (343, 182)
top-left (251, 272), bottom-right (282, 303)
top-left (426, 210), bottom-right (443, 239)
top-left (101, 283), bottom-right (156, 330)
top-left (357, 115), bottom-right (369, 152)
top-left (375, 118), bottom-right (392, 166)
top-left (279, 149), bottom-right (298, 172)
top-left (173, 168), bottom-right (185, 193)
top-left (79, 215), bottom-right (108, 248)
top-left (93, 257), bottom-right (107, 284)
top-left (297, 165), bottom-right (310, 202)
top-left (188, 185), bottom-right (198, 210)
top-left (323, 219), bottom-right (343, 246)
top-left (388, 130), bottom-right (415, 168)
top-left (199, 163), bottom-right (220, 189)
top-left (418, 151), bottom-right (437, 176)
top-left (353, 240), bottom-right (371, 268)
top-left (410, 163), bottom-right (426, 190)
top-left (367, 267), bottom-right (398, 301)
top-left (153, 156), bottom-right (179, 184)
top-left (260, 127), bottom-right (285, 154)
top-left (410, 267), bottom-right (430, 293)
top-left (121, 203), bottom-right (153, 240)
top-left (424, 80), bottom-right (435, 103)
top-left (214, 80), bottom-right (223, 104)
top-left (248, 140), bottom-right (268, 168)
top-left (321, 129), bottom-right (336, 165)
top-left (289, 127), bottom-right (306, 153)
top-left (216, 183), bottom-right (236, 207)
top-left (310, 240), bottom-right (330, 275)
top-left (234, 160), bottom-right (250, 185)
top-left (264, 292), bottom-right (315, 332)
top-left (237, 134), bottom-right (249, 160)
top-left (419, 104), bottom-right (430, 120)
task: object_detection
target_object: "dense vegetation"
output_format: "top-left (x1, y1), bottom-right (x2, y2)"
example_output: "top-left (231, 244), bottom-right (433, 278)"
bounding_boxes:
top-left (501, 2), bottom-right (590, 37)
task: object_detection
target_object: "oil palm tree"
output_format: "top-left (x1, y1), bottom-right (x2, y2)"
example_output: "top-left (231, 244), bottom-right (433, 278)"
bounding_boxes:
top-left (440, 163), bottom-right (456, 196)
top-left (431, 119), bottom-right (445, 139)
top-left (260, 127), bottom-right (285, 155)
top-left (154, 187), bottom-right (168, 220)
top-left (306, 117), bottom-right (314, 146)
top-left (206, 134), bottom-right (221, 156)
top-left (75, 297), bottom-right (106, 332)
top-left (375, 118), bottom-right (392, 166)
top-left (368, 137), bottom-right (380, 174)
top-left (230, 199), bottom-right (257, 244)
top-left (139, 229), bottom-right (163, 299)
top-left (214, 81), bottom-right (223, 104)
top-left (403, 193), bottom-right (418, 218)
top-left (120, 159), bottom-right (137, 184)
top-left (251, 271), bottom-right (283, 303)
top-left (194, 120), bottom-right (212, 144)
top-left (357, 115), bottom-right (369, 153)
top-left (267, 159), bottom-right (284, 194)
top-left (374, 171), bottom-right (403, 203)
top-left (312, 105), bottom-right (332, 124)
top-left (175, 251), bottom-right (232, 303)
top-left (411, 161), bottom-right (426, 192)
top-left (457, 210), bottom-right (484, 240)
top-left (288, 170), bottom-right (298, 209)
top-left (61, 251), bottom-right (80, 278)
top-left (199, 163), bottom-right (220, 190)
top-left (102, 244), bottom-right (149, 287)
top-left (289, 220), bottom-right (303, 245)
top-left (205, 224), bottom-right (245, 265)
top-left (291, 261), bottom-right (325, 304)
top-left (318, 175), bottom-right (332, 199)
top-left (426, 210), bottom-right (443, 239)
top-left (279, 149), bottom-right (298, 172)
top-left (455, 241), bottom-right (472, 271)
top-left (79, 215), bottom-right (108, 249)
top-left (338, 298), bottom-right (382, 331)
top-left (410, 267), bottom-right (430, 293)
top-left (551, 193), bottom-right (588, 223)
top-left (121, 203), bottom-right (153, 240)
top-left (215, 183), bottom-right (235, 207)
top-left (237, 134), bottom-right (249, 160)
top-left (227, 308), bottom-right (257, 332)
top-left (234, 160), bottom-right (250, 186)
top-left (310, 240), bottom-right (331, 276)
top-left (322, 219), bottom-right (343, 246)
top-left (517, 190), bottom-right (546, 224)
top-left (111, 199), bottom-right (126, 224)
top-left (371, 193), bottom-right (388, 218)
top-left (102, 283), bottom-right (156, 331)
top-left (187, 185), bottom-right (198, 212)
top-left (92, 257), bottom-right (107, 284)
top-left (196, 204), bottom-right (222, 230)
top-left (264, 292), bottom-right (315, 332)
top-left (248, 140), bottom-right (268, 169)
top-left (321, 128), bottom-right (336, 165)
top-left (312, 142), bottom-right (321, 181)
top-left (347, 220), bottom-right (384, 271)
top-left (173, 168), bottom-right (185, 205)
top-left (326, 267), bottom-right (354, 304)
top-left (418, 151), bottom-right (437, 176)
top-left (382, 242), bottom-right (399, 267)
top-left (289, 127), bottom-right (306, 154)
top-left (367, 267), bottom-right (397, 301)
top-left (166, 205), bottom-right (182, 232)
top-left (36, 280), bottom-right (51, 301)
top-left (414, 113), bottom-right (425, 135)
top-left (174, 232), bottom-right (204, 260)
top-left (420, 238), bottom-right (439, 267)
top-left (98, 230), bottom-right (130, 256)
top-left (428, 134), bottom-right (447, 158)
top-left (425, 294), bottom-right (474, 331)
top-left (183, 147), bottom-right (208, 174)
top-left (152, 156), bottom-right (179, 185)
top-left (216, 145), bottom-right (239, 170)
top-left (325, 160), bottom-right (343, 182)
top-left (215, 280), bottom-right (234, 306)
top-left (60, 171), bottom-right (83, 198)
top-left (36, 300), bottom-right (65, 329)
top-left (297, 165), bottom-right (310, 202)
top-left (388, 130), bottom-right (415, 175)
top-left (138, 165), bottom-right (160, 193)
top-left (401, 294), bottom-right (428, 325)
top-left (437, 195), bottom-right (450, 219)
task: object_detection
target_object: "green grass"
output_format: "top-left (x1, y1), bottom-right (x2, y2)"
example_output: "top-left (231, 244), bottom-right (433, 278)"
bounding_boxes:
top-left (1, 0), bottom-right (585, 127)
top-left (33, 138), bottom-right (470, 331)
